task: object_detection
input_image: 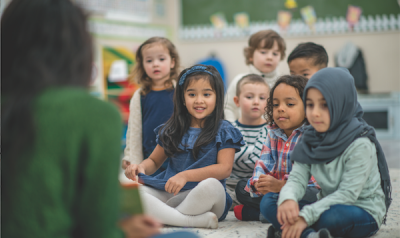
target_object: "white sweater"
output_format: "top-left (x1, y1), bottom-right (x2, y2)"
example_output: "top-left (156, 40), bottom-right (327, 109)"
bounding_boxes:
top-left (122, 88), bottom-right (144, 164)
top-left (224, 65), bottom-right (280, 122)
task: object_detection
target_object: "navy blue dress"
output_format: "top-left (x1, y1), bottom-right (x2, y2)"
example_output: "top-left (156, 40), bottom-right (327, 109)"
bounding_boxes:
top-left (138, 120), bottom-right (245, 221)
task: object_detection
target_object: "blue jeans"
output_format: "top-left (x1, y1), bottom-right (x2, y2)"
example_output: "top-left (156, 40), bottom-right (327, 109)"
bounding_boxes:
top-left (152, 231), bottom-right (199, 238)
top-left (261, 192), bottom-right (379, 238)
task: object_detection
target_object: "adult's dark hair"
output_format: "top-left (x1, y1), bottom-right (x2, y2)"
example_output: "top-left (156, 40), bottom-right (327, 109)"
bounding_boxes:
top-left (265, 75), bottom-right (308, 126)
top-left (287, 42), bottom-right (329, 67)
top-left (159, 65), bottom-right (225, 159)
top-left (1, 0), bottom-right (93, 159)
top-left (130, 37), bottom-right (180, 96)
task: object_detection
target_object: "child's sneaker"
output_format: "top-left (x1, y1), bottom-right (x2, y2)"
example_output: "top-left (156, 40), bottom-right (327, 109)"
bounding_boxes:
top-left (233, 204), bottom-right (260, 221)
top-left (260, 213), bottom-right (270, 223)
top-left (307, 228), bottom-right (333, 238)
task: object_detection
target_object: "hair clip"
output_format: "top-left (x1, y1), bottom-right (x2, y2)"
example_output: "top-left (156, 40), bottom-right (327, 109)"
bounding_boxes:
top-left (178, 65), bottom-right (213, 86)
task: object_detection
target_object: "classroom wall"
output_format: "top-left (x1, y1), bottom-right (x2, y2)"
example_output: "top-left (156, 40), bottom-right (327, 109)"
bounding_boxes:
top-left (175, 31), bottom-right (400, 93)
top-left (159, 0), bottom-right (400, 93)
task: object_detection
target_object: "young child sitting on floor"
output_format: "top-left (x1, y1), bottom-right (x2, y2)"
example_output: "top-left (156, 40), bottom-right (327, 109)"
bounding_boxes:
top-left (234, 75), bottom-right (319, 222)
top-left (263, 67), bottom-right (391, 238)
top-left (226, 74), bottom-right (270, 208)
top-left (125, 65), bottom-right (245, 229)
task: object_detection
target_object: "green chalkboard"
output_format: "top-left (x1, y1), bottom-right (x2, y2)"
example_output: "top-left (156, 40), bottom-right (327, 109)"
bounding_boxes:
top-left (181, 0), bottom-right (400, 26)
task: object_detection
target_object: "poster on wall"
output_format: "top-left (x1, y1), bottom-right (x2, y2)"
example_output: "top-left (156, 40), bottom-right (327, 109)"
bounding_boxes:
top-left (300, 5), bottom-right (317, 31)
top-left (102, 46), bottom-right (139, 123)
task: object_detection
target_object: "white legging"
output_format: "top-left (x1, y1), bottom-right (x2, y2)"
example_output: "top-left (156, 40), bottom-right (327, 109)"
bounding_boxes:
top-left (139, 178), bottom-right (226, 228)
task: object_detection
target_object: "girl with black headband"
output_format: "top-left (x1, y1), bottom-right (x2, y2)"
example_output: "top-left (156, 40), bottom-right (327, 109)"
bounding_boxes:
top-left (125, 65), bottom-right (245, 228)
top-left (263, 67), bottom-right (391, 238)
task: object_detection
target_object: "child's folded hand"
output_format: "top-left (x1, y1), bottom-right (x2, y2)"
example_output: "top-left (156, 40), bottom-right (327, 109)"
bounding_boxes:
top-left (277, 199), bottom-right (299, 226)
top-left (281, 216), bottom-right (307, 238)
top-left (125, 164), bottom-right (145, 181)
top-left (165, 173), bottom-right (187, 196)
top-left (122, 159), bottom-right (131, 169)
top-left (256, 174), bottom-right (286, 194)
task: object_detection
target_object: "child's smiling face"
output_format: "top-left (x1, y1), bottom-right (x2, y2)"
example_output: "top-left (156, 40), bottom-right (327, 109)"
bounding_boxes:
top-left (184, 78), bottom-right (216, 128)
top-left (272, 83), bottom-right (305, 137)
top-left (306, 88), bottom-right (331, 133)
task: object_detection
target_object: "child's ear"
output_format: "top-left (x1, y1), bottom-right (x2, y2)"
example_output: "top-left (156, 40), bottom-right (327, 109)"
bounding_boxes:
top-left (233, 96), bottom-right (240, 107)
top-left (170, 58), bottom-right (176, 69)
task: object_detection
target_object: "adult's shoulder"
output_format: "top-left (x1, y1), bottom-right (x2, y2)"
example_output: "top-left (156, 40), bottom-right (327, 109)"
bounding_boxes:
top-left (36, 87), bottom-right (121, 129)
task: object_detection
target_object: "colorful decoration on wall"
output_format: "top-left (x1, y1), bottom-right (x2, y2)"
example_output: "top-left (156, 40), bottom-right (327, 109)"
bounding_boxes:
top-left (210, 12), bottom-right (227, 29)
top-left (346, 5), bottom-right (362, 30)
top-left (284, 0), bottom-right (297, 9)
top-left (300, 5), bottom-right (317, 31)
top-left (234, 12), bottom-right (250, 28)
top-left (102, 46), bottom-right (139, 122)
top-left (278, 11), bottom-right (292, 31)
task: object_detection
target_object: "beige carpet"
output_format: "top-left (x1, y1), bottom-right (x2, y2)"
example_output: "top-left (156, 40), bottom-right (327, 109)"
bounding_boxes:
top-left (161, 168), bottom-right (400, 238)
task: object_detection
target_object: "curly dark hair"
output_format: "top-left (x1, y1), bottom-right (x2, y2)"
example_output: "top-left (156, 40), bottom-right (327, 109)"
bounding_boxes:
top-left (265, 75), bottom-right (309, 126)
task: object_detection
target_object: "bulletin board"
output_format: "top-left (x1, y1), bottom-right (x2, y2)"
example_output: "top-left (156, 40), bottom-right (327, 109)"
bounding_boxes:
top-left (181, 0), bottom-right (400, 26)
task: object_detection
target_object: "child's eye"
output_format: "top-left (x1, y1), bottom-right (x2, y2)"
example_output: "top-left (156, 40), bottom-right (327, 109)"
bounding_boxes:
top-left (160, 58), bottom-right (165, 61)
top-left (303, 74), bottom-right (309, 77)
top-left (287, 103), bottom-right (294, 107)
top-left (246, 96), bottom-right (253, 99)
top-left (322, 103), bottom-right (328, 108)
top-left (272, 104), bottom-right (279, 107)
top-left (188, 93), bottom-right (195, 97)
top-left (306, 103), bottom-right (313, 108)
top-left (273, 52), bottom-right (278, 56)
top-left (146, 60), bottom-right (152, 63)
top-left (204, 93), bottom-right (211, 97)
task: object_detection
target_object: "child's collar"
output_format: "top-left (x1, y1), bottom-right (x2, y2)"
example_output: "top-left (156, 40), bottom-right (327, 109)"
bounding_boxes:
top-left (267, 123), bottom-right (306, 139)
top-left (249, 64), bottom-right (277, 78)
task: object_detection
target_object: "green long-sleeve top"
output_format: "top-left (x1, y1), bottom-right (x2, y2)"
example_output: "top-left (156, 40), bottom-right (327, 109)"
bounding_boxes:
top-left (3, 88), bottom-right (125, 238)
top-left (278, 138), bottom-right (386, 228)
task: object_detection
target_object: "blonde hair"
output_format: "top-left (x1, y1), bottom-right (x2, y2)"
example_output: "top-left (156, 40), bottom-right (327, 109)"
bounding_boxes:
top-left (129, 37), bottom-right (180, 96)
top-left (235, 74), bottom-right (269, 97)
top-left (244, 30), bottom-right (286, 65)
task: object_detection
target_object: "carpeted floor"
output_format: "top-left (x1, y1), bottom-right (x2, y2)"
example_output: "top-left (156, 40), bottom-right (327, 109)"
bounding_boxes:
top-left (161, 137), bottom-right (400, 238)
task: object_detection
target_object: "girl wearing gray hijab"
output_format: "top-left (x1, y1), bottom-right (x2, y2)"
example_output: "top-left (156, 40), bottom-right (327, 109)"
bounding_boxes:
top-left (262, 68), bottom-right (391, 238)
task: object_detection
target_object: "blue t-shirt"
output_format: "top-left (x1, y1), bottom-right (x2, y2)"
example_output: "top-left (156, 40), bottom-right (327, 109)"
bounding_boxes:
top-left (141, 89), bottom-right (174, 157)
top-left (138, 120), bottom-right (245, 221)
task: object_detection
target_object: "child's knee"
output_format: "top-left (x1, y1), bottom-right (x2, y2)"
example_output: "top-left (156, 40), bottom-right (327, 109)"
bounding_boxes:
top-left (198, 178), bottom-right (224, 194)
top-left (260, 192), bottom-right (279, 217)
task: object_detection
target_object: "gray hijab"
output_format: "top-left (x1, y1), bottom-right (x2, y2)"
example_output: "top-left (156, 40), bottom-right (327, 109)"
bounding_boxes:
top-left (292, 67), bottom-right (391, 222)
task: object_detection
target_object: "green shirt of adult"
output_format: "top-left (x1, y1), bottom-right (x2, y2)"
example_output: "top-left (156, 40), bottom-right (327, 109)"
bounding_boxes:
top-left (3, 88), bottom-right (125, 238)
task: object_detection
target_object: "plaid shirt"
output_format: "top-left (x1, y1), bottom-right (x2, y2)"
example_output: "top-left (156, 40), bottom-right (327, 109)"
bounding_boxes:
top-left (245, 123), bottom-right (319, 197)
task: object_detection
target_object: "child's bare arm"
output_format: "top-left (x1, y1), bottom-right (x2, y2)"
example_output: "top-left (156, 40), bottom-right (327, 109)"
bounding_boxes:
top-left (125, 145), bottom-right (168, 181)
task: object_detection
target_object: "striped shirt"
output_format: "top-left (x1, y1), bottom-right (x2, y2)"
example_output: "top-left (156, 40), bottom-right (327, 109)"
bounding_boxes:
top-left (245, 123), bottom-right (318, 197)
top-left (226, 120), bottom-right (268, 186)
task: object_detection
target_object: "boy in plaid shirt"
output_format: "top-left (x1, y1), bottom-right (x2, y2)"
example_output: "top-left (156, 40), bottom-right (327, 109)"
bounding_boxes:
top-left (234, 75), bottom-right (319, 223)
